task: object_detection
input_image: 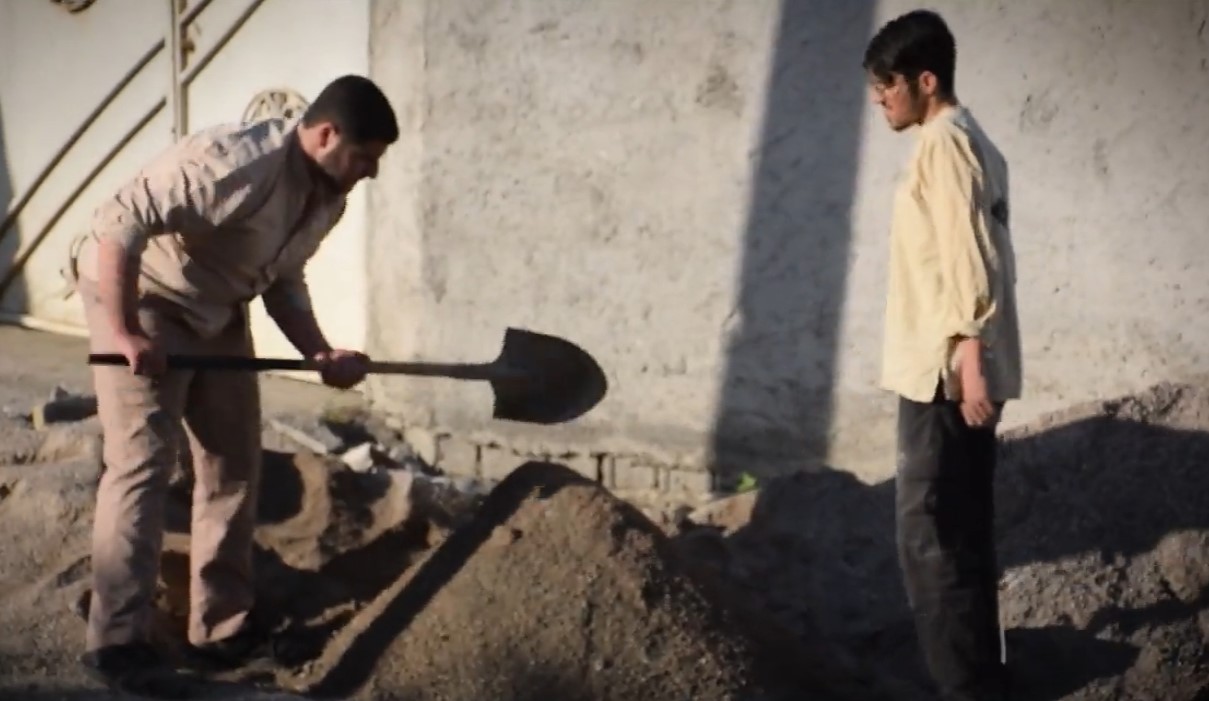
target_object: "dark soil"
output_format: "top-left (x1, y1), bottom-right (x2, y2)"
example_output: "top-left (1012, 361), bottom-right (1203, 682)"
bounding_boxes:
top-left (676, 380), bottom-right (1209, 701)
top-left (268, 460), bottom-right (901, 701)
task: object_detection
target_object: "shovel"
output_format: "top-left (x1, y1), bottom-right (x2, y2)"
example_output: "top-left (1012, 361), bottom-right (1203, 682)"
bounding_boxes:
top-left (88, 327), bottom-right (608, 425)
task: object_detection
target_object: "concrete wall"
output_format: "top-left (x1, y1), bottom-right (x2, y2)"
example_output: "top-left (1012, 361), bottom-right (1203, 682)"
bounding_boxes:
top-left (366, 0), bottom-right (1209, 495)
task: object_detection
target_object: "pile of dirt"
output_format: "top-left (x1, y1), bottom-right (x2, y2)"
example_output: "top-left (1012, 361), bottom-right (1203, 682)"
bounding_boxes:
top-left (676, 379), bottom-right (1209, 701)
top-left (42, 451), bottom-right (904, 700)
top-left (146, 450), bottom-right (449, 670)
top-left (292, 461), bottom-right (908, 701)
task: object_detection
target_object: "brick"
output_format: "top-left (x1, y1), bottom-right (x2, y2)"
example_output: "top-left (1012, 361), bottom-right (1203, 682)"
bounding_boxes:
top-left (405, 427), bottom-right (440, 466)
top-left (554, 452), bottom-right (601, 481)
top-left (660, 467), bottom-right (714, 496)
top-left (479, 445), bottom-right (524, 481)
top-left (609, 455), bottom-right (660, 491)
top-left (437, 436), bottom-right (478, 476)
top-left (31, 394), bottom-right (97, 431)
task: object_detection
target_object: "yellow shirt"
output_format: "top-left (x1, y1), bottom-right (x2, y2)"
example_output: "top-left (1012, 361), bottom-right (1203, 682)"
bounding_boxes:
top-left (68, 118), bottom-right (347, 339)
top-left (880, 104), bottom-right (1023, 404)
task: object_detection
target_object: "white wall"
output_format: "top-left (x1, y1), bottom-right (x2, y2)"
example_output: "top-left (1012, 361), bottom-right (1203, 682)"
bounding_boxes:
top-left (187, 0), bottom-right (372, 362)
top-left (0, 0), bottom-right (172, 330)
top-left (0, 0), bottom-right (372, 371)
top-left (366, 0), bottom-right (1209, 490)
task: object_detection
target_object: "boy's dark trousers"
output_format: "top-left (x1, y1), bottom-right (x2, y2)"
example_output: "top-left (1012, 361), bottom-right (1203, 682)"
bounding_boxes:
top-left (895, 383), bottom-right (1009, 701)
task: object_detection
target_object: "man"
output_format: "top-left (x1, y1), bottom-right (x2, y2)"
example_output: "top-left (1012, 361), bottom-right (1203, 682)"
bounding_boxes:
top-left (66, 74), bottom-right (398, 696)
top-left (864, 10), bottom-right (1022, 701)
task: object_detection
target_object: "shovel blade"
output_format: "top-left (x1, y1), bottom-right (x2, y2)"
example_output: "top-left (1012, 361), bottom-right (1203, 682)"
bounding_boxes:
top-left (488, 327), bottom-right (608, 425)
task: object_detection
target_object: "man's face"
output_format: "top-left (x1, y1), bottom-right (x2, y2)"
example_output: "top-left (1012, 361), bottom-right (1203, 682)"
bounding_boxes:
top-left (868, 72), bottom-right (926, 132)
top-left (311, 124), bottom-right (388, 194)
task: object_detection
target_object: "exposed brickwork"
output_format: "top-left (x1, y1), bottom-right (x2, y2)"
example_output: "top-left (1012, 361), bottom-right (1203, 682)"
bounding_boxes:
top-left (400, 426), bottom-right (714, 499)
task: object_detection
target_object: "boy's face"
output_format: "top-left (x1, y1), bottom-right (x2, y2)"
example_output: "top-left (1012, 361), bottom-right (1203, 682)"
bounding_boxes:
top-left (868, 72), bottom-right (927, 132)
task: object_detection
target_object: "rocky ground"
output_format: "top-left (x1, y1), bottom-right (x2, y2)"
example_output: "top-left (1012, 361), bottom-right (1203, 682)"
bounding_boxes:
top-left (678, 379), bottom-right (1209, 700)
top-left (0, 325), bottom-right (1206, 700)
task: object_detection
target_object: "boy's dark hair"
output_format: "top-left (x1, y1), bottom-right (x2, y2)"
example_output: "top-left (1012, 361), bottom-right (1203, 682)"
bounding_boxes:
top-left (302, 74), bottom-right (399, 145)
top-left (863, 10), bottom-right (957, 96)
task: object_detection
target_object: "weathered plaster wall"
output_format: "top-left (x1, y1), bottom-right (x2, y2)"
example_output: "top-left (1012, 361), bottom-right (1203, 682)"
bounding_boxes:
top-left (366, 0), bottom-right (1209, 495)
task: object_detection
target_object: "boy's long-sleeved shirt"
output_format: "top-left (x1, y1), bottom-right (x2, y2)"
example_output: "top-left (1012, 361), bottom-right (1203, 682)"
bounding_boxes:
top-left (69, 118), bottom-right (347, 339)
top-left (880, 104), bottom-right (1023, 404)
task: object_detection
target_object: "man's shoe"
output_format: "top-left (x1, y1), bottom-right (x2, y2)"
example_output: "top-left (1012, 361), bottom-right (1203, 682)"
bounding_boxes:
top-left (80, 642), bottom-right (198, 699)
top-left (183, 620), bottom-right (272, 671)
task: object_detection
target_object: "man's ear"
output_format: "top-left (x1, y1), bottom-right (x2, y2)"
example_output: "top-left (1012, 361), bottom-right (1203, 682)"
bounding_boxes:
top-left (317, 122), bottom-right (340, 148)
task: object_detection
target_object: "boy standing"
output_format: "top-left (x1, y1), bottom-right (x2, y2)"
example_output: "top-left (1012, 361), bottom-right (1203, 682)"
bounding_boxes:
top-left (864, 10), bottom-right (1022, 701)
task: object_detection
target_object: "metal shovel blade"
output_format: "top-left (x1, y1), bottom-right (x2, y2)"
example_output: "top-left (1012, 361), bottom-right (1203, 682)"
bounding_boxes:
top-left (486, 327), bottom-right (608, 425)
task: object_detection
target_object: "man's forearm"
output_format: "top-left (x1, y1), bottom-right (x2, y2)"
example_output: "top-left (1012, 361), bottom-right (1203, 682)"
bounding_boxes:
top-left (96, 238), bottom-right (144, 338)
top-left (267, 304), bottom-right (332, 359)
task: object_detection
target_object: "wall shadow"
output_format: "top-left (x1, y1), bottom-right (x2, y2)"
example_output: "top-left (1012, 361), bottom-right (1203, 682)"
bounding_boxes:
top-left (0, 102), bottom-right (29, 317)
top-left (709, 0), bottom-right (876, 488)
top-left (677, 400), bottom-right (1209, 700)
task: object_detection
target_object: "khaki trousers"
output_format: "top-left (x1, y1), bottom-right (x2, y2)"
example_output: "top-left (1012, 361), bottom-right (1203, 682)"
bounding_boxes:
top-left (79, 280), bottom-right (262, 652)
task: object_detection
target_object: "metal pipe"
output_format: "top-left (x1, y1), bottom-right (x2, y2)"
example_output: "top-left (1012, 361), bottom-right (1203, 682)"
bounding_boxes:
top-left (168, 0), bottom-right (187, 141)
top-left (181, 0), bottom-right (268, 86)
top-left (0, 0), bottom-right (214, 242)
top-left (0, 0), bottom-right (267, 301)
top-left (0, 48), bottom-right (157, 240)
top-left (0, 101), bottom-right (165, 300)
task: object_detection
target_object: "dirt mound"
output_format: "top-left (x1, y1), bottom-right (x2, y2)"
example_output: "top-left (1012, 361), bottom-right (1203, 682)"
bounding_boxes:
top-left (677, 379), bottom-right (1209, 701)
top-left (77, 454), bottom-right (898, 700)
top-left (293, 461), bottom-right (900, 701)
top-left (133, 451), bottom-right (446, 671)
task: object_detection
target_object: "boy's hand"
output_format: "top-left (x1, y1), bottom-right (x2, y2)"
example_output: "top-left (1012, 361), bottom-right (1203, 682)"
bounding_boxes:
top-left (956, 338), bottom-right (995, 428)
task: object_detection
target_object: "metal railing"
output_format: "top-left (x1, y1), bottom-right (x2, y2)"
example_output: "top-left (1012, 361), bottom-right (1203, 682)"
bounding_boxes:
top-left (0, 0), bottom-right (268, 301)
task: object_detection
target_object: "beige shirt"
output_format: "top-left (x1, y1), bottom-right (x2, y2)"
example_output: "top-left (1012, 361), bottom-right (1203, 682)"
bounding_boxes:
top-left (880, 105), bottom-right (1023, 404)
top-left (71, 117), bottom-right (346, 339)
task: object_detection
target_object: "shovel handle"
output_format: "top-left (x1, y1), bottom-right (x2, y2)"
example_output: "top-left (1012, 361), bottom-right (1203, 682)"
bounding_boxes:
top-left (88, 354), bottom-right (500, 381)
top-left (89, 353), bottom-right (316, 372)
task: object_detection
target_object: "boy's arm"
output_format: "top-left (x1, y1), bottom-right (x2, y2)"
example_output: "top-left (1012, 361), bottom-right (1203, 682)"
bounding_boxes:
top-left (919, 130), bottom-right (1000, 347)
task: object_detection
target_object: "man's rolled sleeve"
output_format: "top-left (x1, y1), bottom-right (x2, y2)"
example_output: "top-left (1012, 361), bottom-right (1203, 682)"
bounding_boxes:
top-left (91, 149), bottom-right (234, 255)
top-left (921, 131), bottom-right (999, 342)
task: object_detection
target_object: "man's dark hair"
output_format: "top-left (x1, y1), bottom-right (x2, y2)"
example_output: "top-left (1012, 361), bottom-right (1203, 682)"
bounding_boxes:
top-left (302, 74), bottom-right (399, 145)
top-left (863, 10), bottom-right (957, 97)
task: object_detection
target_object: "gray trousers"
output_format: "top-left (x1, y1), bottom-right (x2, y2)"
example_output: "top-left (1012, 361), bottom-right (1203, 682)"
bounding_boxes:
top-left (895, 383), bottom-right (1008, 700)
top-left (80, 280), bottom-right (262, 652)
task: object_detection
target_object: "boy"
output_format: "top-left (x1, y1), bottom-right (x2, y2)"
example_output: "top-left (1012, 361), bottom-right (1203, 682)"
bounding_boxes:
top-left (864, 10), bottom-right (1023, 700)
